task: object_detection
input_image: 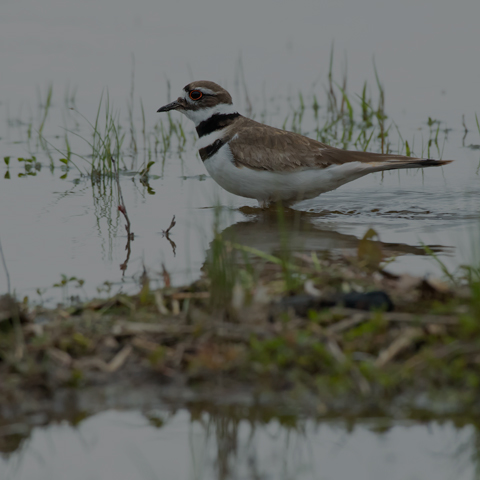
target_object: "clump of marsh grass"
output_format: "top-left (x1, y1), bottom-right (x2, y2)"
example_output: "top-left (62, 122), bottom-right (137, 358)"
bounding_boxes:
top-left (31, 78), bottom-right (188, 179)
top-left (275, 45), bottom-right (449, 162)
top-left (53, 90), bottom-right (125, 176)
top-left (204, 206), bottom-right (241, 307)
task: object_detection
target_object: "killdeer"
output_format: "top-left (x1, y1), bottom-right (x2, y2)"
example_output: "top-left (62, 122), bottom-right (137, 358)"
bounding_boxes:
top-left (157, 81), bottom-right (452, 207)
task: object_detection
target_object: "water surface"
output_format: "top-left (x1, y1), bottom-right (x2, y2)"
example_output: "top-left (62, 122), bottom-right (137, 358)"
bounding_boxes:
top-left (2, 0), bottom-right (480, 301)
top-left (1, 407), bottom-right (479, 480)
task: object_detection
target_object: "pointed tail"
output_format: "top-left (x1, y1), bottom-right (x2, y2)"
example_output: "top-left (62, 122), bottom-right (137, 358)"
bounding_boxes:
top-left (373, 157), bottom-right (453, 171)
top-left (325, 147), bottom-right (454, 171)
top-left (331, 149), bottom-right (454, 171)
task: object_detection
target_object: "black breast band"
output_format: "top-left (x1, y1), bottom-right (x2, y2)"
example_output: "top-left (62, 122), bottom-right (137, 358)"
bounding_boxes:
top-left (196, 113), bottom-right (240, 138)
top-left (199, 139), bottom-right (226, 161)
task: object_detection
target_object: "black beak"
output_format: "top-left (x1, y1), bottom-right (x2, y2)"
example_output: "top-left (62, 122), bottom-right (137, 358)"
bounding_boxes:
top-left (157, 100), bottom-right (181, 113)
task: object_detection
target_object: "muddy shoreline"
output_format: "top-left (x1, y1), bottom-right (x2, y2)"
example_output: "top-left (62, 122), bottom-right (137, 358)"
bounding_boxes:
top-left (1, 243), bottom-right (479, 434)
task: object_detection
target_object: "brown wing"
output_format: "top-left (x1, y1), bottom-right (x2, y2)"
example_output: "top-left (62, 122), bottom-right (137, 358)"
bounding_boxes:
top-left (227, 117), bottom-right (452, 172)
top-left (227, 117), bottom-right (334, 172)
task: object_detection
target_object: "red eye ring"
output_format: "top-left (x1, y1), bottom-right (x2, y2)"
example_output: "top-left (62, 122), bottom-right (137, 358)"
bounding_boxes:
top-left (189, 90), bottom-right (203, 101)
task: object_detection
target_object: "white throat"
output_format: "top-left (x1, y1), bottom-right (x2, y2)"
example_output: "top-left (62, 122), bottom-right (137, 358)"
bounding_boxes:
top-left (182, 103), bottom-right (239, 126)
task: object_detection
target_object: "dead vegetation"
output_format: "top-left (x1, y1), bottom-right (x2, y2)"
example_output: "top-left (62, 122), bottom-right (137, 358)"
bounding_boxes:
top-left (1, 241), bottom-right (479, 421)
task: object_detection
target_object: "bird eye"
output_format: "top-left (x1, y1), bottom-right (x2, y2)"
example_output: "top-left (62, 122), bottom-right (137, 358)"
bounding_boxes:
top-left (189, 90), bottom-right (203, 100)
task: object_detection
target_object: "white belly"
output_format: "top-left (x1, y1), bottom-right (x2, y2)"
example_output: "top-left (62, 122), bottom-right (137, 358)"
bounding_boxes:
top-left (203, 144), bottom-right (373, 204)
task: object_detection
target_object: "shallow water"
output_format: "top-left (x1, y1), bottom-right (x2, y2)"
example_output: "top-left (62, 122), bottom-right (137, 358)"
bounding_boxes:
top-left (1, 125), bottom-right (478, 304)
top-left (1, 407), bottom-right (479, 480)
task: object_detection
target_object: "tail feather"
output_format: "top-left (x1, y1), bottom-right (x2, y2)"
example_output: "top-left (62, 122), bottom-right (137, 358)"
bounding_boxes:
top-left (373, 157), bottom-right (453, 171)
top-left (326, 147), bottom-right (453, 171)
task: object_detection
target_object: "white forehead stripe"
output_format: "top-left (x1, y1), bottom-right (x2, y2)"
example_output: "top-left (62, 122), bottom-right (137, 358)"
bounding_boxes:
top-left (196, 87), bottom-right (216, 95)
top-left (183, 87), bottom-right (216, 101)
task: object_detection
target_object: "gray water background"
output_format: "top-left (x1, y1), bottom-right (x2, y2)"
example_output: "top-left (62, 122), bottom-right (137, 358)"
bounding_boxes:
top-left (1, 0), bottom-right (480, 477)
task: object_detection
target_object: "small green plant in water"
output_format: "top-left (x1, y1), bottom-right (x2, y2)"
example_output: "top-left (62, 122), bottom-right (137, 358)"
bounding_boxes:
top-left (52, 274), bottom-right (85, 304)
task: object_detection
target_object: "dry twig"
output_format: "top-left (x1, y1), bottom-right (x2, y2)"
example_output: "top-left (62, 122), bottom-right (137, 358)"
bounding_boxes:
top-left (404, 342), bottom-right (480, 371)
top-left (113, 321), bottom-right (195, 336)
top-left (162, 215), bottom-right (176, 236)
top-left (375, 327), bottom-right (423, 367)
top-left (0, 236), bottom-right (10, 295)
top-left (154, 290), bottom-right (169, 315)
top-left (325, 313), bottom-right (366, 335)
top-left (330, 308), bottom-right (458, 326)
top-left (111, 156), bottom-right (134, 273)
top-left (161, 215), bottom-right (177, 256)
top-left (105, 345), bottom-right (132, 372)
top-left (327, 338), bottom-right (371, 395)
top-left (162, 263), bottom-right (171, 288)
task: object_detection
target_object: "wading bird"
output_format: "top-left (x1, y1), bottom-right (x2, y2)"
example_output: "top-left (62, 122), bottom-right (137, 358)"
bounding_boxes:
top-left (158, 81), bottom-right (452, 207)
